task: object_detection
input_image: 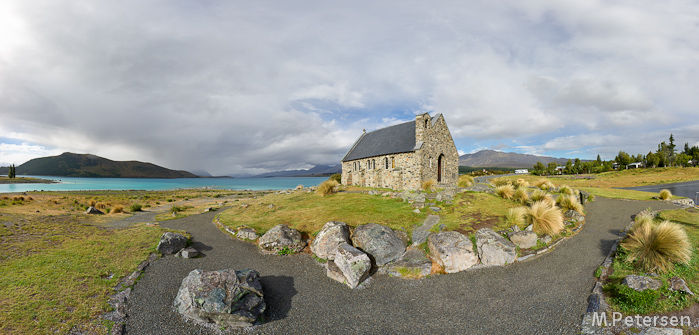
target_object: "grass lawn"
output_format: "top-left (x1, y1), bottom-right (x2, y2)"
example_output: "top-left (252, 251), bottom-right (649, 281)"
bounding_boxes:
top-left (511, 167), bottom-right (699, 189)
top-left (603, 207), bottom-right (699, 315)
top-left (433, 192), bottom-right (521, 234)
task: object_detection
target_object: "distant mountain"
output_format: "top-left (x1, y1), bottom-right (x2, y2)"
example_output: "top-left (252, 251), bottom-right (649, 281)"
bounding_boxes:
top-left (459, 150), bottom-right (575, 168)
top-left (190, 169), bottom-right (213, 177)
top-left (252, 164), bottom-right (342, 178)
top-left (17, 152), bottom-right (198, 178)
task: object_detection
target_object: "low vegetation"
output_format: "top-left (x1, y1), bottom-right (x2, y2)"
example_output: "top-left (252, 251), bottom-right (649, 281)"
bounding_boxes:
top-left (316, 179), bottom-right (340, 196)
top-left (458, 175), bottom-right (474, 187)
top-left (504, 207), bottom-right (528, 229)
top-left (527, 201), bottom-right (564, 236)
top-left (659, 189), bottom-right (672, 200)
top-left (621, 215), bottom-right (691, 273)
top-left (495, 184), bottom-right (515, 200)
top-left (421, 179), bottom-right (437, 192)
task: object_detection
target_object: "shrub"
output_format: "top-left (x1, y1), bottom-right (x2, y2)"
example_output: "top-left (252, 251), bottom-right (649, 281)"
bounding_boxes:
top-left (277, 246), bottom-right (295, 255)
top-left (514, 188), bottom-right (529, 204)
top-left (659, 189), bottom-right (672, 200)
top-left (421, 179), bottom-right (437, 192)
top-left (95, 202), bottom-right (107, 210)
top-left (528, 201), bottom-right (564, 236)
top-left (129, 204), bottom-right (143, 212)
top-left (88, 199), bottom-right (97, 207)
top-left (530, 190), bottom-right (547, 202)
top-left (505, 207), bottom-right (528, 228)
top-left (514, 178), bottom-right (529, 188)
top-left (26, 196), bottom-right (33, 201)
top-left (558, 185), bottom-right (574, 195)
top-left (112, 205), bottom-right (124, 214)
top-left (316, 180), bottom-right (339, 196)
top-left (495, 185), bottom-right (515, 199)
top-left (329, 174), bottom-right (342, 183)
top-left (458, 175), bottom-right (474, 187)
top-left (587, 194), bottom-right (596, 202)
top-left (12, 196), bottom-right (24, 202)
top-left (621, 219), bottom-right (691, 273)
top-left (557, 194), bottom-right (584, 214)
top-left (492, 177), bottom-right (511, 187)
top-left (533, 178), bottom-right (554, 190)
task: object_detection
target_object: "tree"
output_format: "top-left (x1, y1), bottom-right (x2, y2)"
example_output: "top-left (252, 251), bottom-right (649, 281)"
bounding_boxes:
top-left (564, 159), bottom-right (573, 174)
top-left (11, 164), bottom-right (16, 178)
top-left (596, 154), bottom-right (602, 165)
top-left (615, 151), bottom-right (632, 166)
top-left (547, 162), bottom-right (558, 175)
top-left (574, 158), bottom-right (582, 174)
top-left (645, 151), bottom-right (658, 168)
top-left (6, 165), bottom-right (10, 178)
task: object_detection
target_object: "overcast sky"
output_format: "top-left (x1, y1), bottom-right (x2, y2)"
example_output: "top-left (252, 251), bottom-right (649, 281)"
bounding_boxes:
top-left (1, 1), bottom-right (698, 175)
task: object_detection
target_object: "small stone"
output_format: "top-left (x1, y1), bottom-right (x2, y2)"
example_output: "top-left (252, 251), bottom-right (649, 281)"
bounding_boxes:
top-left (429, 207), bottom-right (441, 212)
top-left (669, 276), bottom-right (694, 296)
top-left (525, 224), bottom-right (533, 231)
top-left (507, 230), bottom-right (538, 249)
top-left (511, 225), bottom-right (521, 233)
top-left (412, 202), bottom-right (425, 209)
top-left (258, 224), bottom-right (306, 253)
top-left (387, 247), bottom-right (432, 278)
top-left (539, 235), bottom-right (552, 244)
top-left (156, 232), bottom-right (188, 255)
top-left (236, 227), bottom-right (258, 241)
top-left (175, 247), bottom-right (200, 259)
top-left (412, 209), bottom-right (421, 214)
top-left (622, 275), bottom-right (661, 291)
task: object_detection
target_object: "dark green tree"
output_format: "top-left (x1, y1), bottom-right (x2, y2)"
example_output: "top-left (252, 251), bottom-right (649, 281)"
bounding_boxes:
top-left (547, 162), bottom-right (558, 175)
top-left (645, 151), bottom-right (659, 168)
top-left (596, 154), bottom-right (602, 164)
top-left (615, 151), bottom-right (632, 166)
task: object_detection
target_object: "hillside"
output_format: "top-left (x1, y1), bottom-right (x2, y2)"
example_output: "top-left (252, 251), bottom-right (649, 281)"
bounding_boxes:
top-left (253, 164), bottom-right (342, 178)
top-left (459, 150), bottom-right (573, 168)
top-left (16, 152), bottom-right (198, 178)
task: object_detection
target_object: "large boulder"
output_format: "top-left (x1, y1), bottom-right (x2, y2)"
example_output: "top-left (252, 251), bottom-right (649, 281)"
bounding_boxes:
top-left (310, 221), bottom-right (351, 260)
top-left (258, 224), bottom-right (306, 253)
top-left (333, 243), bottom-right (372, 288)
top-left (475, 228), bottom-right (517, 266)
top-left (173, 268), bottom-right (265, 327)
top-left (623, 275), bottom-right (661, 291)
top-left (85, 206), bottom-right (105, 215)
top-left (157, 232), bottom-right (188, 255)
top-left (428, 231), bottom-right (478, 273)
top-left (386, 247), bottom-right (433, 278)
top-left (507, 230), bottom-right (538, 249)
top-left (351, 223), bottom-right (406, 266)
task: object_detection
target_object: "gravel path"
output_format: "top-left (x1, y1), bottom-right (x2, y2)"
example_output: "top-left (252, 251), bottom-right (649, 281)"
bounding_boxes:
top-left (125, 197), bottom-right (679, 334)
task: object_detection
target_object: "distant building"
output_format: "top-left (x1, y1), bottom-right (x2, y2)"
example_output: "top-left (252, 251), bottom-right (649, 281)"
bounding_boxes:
top-left (627, 162), bottom-right (644, 169)
top-left (341, 113), bottom-right (458, 191)
top-left (515, 169), bottom-right (528, 174)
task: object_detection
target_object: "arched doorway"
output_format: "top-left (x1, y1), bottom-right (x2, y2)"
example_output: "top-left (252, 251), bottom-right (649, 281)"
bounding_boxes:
top-left (437, 154), bottom-right (444, 183)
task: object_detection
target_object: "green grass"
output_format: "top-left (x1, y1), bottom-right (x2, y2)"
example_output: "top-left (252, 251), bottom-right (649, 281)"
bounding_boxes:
top-left (577, 187), bottom-right (659, 201)
top-left (433, 192), bottom-right (521, 234)
top-left (218, 191), bottom-right (426, 235)
top-left (0, 214), bottom-right (164, 334)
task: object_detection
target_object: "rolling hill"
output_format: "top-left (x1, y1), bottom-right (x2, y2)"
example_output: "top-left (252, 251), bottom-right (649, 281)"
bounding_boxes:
top-left (459, 150), bottom-right (575, 168)
top-left (16, 152), bottom-right (198, 178)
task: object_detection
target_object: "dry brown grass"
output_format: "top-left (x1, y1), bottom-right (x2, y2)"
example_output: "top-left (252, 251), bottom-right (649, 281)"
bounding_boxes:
top-left (621, 219), bottom-right (692, 273)
top-left (558, 185), bottom-right (574, 195)
top-left (557, 194), bottom-right (584, 214)
top-left (659, 189), bottom-right (672, 200)
top-left (505, 207), bottom-right (528, 228)
top-left (514, 178), bottom-right (529, 188)
top-left (533, 178), bottom-right (555, 190)
top-left (495, 185), bottom-right (515, 200)
top-left (422, 179), bottom-right (437, 192)
top-left (112, 205), bottom-right (124, 214)
top-left (316, 179), bottom-right (340, 196)
top-left (88, 199), bottom-right (97, 207)
top-left (95, 202), bottom-right (107, 210)
top-left (458, 175), bottom-right (474, 187)
top-left (492, 177), bottom-right (511, 187)
top-left (514, 188), bottom-right (529, 204)
top-left (528, 201), bottom-right (564, 236)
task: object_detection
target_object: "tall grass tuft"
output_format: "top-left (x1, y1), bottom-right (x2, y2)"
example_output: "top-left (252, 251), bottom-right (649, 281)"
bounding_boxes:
top-left (534, 178), bottom-right (555, 190)
top-left (112, 205), bottom-right (124, 214)
top-left (492, 177), bottom-right (511, 187)
top-left (514, 178), bottom-right (529, 188)
top-left (316, 179), bottom-right (340, 196)
top-left (558, 185), bottom-right (574, 195)
top-left (621, 219), bottom-right (691, 273)
top-left (88, 199), bottom-right (97, 207)
top-left (329, 173), bottom-right (342, 183)
top-left (659, 189), bottom-right (672, 200)
top-left (458, 175), bottom-right (474, 187)
top-left (422, 179), bottom-right (437, 192)
top-left (528, 201), bottom-right (565, 236)
top-left (505, 207), bottom-right (528, 228)
top-left (530, 189), bottom-right (548, 202)
top-left (495, 185), bottom-right (515, 199)
top-left (557, 194), bottom-right (584, 214)
top-left (514, 188), bottom-right (529, 204)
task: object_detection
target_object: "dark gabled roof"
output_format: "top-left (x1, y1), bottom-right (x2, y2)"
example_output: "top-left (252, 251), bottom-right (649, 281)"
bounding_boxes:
top-left (342, 120), bottom-right (416, 162)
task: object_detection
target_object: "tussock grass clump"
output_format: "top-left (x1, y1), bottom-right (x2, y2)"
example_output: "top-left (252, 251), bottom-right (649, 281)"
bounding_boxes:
top-left (12, 196), bottom-right (24, 202)
top-left (514, 188), bottom-right (529, 204)
top-left (422, 179), bottom-right (437, 192)
top-left (621, 219), bottom-right (691, 273)
top-left (112, 205), bottom-right (124, 214)
top-left (95, 202), bottom-right (107, 210)
top-left (528, 201), bottom-right (564, 236)
top-left (88, 199), bottom-right (97, 207)
top-left (317, 179), bottom-right (340, 196)
top-left (557, 194), bottom-right (584, 214)
top-left (558, 185), bottom-right (574, 195)
top-left (505, 207), bottom-right (528, 228)
top-left (492, 177), bottom-right (511, 187)
top-left (514, 178), bottom-right (529, 188)
top-left (530, 189), bottom-right (548, 202)
top-left (458, 175), bottom-right (474, 187)
top-left (495, 185), bottom-right (515, 200)
top-left (534, 178), bottom-right (554, 190)
top-left (659, 189), bottom-right (672, 200)
top-left (129, 204), bottom-right (143, 212)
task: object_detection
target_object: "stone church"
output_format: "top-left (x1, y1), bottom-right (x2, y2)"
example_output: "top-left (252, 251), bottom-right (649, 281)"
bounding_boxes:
top-left (341, 113), bottom-right (458, 191)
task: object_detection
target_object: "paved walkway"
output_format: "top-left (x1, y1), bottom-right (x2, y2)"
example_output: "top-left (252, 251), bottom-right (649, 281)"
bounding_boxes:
top-left (125, 198), bottom-right (678, 334)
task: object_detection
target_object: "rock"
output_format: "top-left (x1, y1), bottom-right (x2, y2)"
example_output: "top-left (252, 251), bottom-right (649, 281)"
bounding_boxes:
top-left (394, 230), bottom-right (410, 246)
top-left (428, 231), bottom-right (478, 273)
top-left (539, 235), bottom-right (552, 244)
top-left (669, 276), bottom-right (694, 296)
top-left (381, 192), bottom-right (392, 197)
top-left (310, 221), bottom-right (351, 260)
top-left (564, 210), bottom-right (585, 223)
top-left (634, 209), bottom-right (657, 220)
top-left (175, 247), bottom-right (200, 259)
top-left (622, 275), bottom-right (661, 291)
top-left (85, 206), bottom-right (104, 215)
top-left (475, 228), bottom-right (517, 266)
top-left (639, 328), bottom-right (683, 335)
top-left (429, 207), bottom-right (441, 212)
top-left (445, 201), bottom-right (453, 205)
top-left (236, 227), bottom-right (258, 241)
top-left (294, 185), bottom-right (304, 191)
top-left (511, 225), bottom-right (521, 233)
top-left (258, 224), bottom-right (306, 253)
top-left (173, 268), bottom-right (265, 327)
top-left (507, 230), bottom-right (538, 249)
top-left (386, 247), bottom-right (432, 278)
top-left (411, 202), bottom-right (425, 209)
top-left (157, 232), bottom-right (188, 255)
top-left (412, 209), bottom-right (421, 214)
top-left (351, 223), bottom-right (406, 266)
top-left (325, 260), bottom-right (347, 284)
top-left (267, 204), bottom-right (275, 209)
top-left (669, 198), bottom-right (695, 208)
top-left (436, 193), bottom-right (453, 202)
top-left (525, 224), bottom-right (533, 231)
top-left (333, 243), bottom-right (371, 288)
top-left (204, 207), bottom-right (214, 212)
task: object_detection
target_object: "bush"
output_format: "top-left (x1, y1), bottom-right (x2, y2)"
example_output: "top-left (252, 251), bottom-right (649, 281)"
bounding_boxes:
top-left (534, 179), bottom-right (555, 190)
top-left (88, 199), bottom-right (97, 207)
top-left (659, 189), bottom-right (672, 200)
top-left (514, 178), bottom-right (529, 188)
top-left (621, 219), bottom-right (691, 273)
top-left (528, 201), bottom-right (564, 236)
top-left (329, 174), bottom-right (342, 183)
top-left (458, 175), bottom-right (474, 187)
top-left (558, 185), bottom-right (574, 195)
top-left (495, 185), bottom-right (515, 200)
top-left (557, 194), bottom-right (583, 214)
top-left (492, 177), bottom-right (510, 187)
top-left (530, 189), bottom-right (547, 202)
top-left (129, 204), bottom-right (143, 212)
top-left (422, 179), bottom-right (437, 192)
top-left (316, 179), bottom-right (339, 196)
top-left (112, 205), bottom-right (124, 214)
top-left (95, 202), bottom-right (107, 210)
top-left (587, 194), bottom-right (596, 202)
top-left (514, 188), bottom-right (529, 204)
top-left (505, 207), bottom-right (528, 228)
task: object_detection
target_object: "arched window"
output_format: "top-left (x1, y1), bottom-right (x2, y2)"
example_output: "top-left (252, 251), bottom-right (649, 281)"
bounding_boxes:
top-left (425, 118), bottom-right (429, 129)
top-left (385, 157), bottom-right (389, 169)
top-left (372, 159), bottom-right (375, 170)
top-left (391, 157), bottom-right (395, 169)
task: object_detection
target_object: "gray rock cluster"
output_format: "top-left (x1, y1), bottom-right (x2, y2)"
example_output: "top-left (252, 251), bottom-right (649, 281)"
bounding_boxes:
top-left (258, 224), bottom-right (306, 254)
top-left (475, 228), bottom-right (517, 266)
top-left (622, 275), bottom-right (661, 291)
top-left (174, 268), bottom-right (265, 327)
top-left (157, 232), bottom-right (200, 258)
top-left (428, 231), bottom-right (477, 273)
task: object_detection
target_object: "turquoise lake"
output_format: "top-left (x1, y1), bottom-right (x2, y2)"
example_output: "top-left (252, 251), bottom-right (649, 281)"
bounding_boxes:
top-left (0, 176), bottom-right (329, 193)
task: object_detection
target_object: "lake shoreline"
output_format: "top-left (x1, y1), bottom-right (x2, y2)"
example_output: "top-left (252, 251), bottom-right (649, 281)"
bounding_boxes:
top-left (0, 177), bottom-right (58, 184)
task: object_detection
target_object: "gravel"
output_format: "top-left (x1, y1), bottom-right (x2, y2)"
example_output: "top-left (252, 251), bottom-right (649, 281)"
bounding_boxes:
top-left (125, 198), bottom-right (678, 334)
